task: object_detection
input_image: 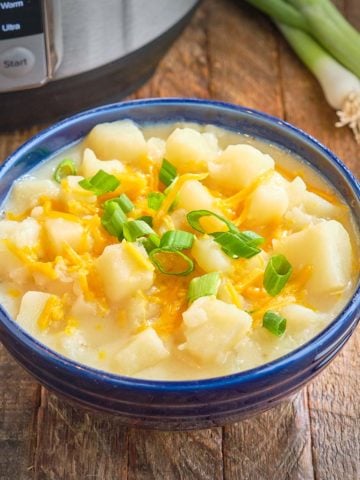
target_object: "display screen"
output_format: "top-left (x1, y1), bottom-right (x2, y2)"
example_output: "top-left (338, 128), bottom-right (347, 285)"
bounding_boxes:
top-left (0, 0), bottom-right (44, 40)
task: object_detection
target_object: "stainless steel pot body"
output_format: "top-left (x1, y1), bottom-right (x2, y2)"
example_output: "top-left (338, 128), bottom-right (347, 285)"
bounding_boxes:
top-left (0, 0), bottom-right (198, 93)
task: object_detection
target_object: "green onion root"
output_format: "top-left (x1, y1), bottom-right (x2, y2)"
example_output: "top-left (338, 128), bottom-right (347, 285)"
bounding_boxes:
top-left (278, 23), bottom-right (360, 143)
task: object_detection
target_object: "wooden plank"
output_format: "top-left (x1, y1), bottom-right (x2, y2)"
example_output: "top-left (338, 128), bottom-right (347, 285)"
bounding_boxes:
top-left (206, 0), bottom-right (283, 116)
top-left (128, 429), bottom-right (223, 480)
top-left (0, 347), bottom-right (40, 480)
top-left (135, 5), bottom-right (210, 99)
top-left (278, 2), bottom-right (360, 479)
top-left (223, 392), bottom-right (314, 480)
top-left (307, 333), bottom-right (360, 480)
top-left (345, 0), bottom-right (360, 22)
top-left (33, 390), bottom-right (128, 480)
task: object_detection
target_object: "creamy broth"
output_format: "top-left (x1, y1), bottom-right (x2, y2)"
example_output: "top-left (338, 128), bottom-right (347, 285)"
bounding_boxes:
top-left (0, 121), bottom-right (358, 380)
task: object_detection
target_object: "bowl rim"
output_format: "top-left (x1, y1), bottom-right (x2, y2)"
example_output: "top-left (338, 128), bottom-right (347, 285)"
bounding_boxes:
top-left (0, 97), bottom-right (359, 392)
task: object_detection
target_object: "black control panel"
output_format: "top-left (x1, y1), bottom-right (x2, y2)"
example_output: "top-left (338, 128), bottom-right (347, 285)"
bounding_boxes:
top-left (0, 0), bottom-right (44, 40)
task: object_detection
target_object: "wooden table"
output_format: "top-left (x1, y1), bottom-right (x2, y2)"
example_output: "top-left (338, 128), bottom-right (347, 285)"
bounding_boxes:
top-left (1, 1), bottom-right (359, 479)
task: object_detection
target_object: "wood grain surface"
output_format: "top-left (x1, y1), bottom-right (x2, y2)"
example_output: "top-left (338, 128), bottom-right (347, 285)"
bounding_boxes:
top-left (0, 1), bottom-right (359, 479)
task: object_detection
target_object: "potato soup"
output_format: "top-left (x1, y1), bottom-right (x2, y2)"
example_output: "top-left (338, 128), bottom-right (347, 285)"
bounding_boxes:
top-left (0, 121), bottom-right (358, 380)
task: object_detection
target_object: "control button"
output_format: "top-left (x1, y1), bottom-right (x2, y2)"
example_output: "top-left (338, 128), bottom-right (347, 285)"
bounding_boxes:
top-left (0, 46), bottom-right (35, 78)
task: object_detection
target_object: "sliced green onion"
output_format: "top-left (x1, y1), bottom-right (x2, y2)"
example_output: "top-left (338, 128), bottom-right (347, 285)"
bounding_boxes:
top-left (188, 272), bottom-right (221, 303)
top-left (239, 231), bottom-right (265, 247)
top-left (159, 159), bottom-right (177, 187)
top-left (137, 215), bottom-right (153, 227)
top-left (141, 233), bottom-right (161, 253)
top-left (53, 159), bottom-right (77, 183)
top-left (79, 170), bottom-right (120, 196)
top-left (149, 248), bottom-right (194, 276)
top-left (187, 210), bottom-right (236, 234)
top-left (213, 231), bottom-right (261, 259)
top-left (101, 202), bottom-right (127, 238)
top-left (147, 192), bottom-right (165, 210)
top-left (106, 193), bottom-right (134, 213)
top-left (160, 230), bottom-right (194, 251)
top-left (123, 220), bottom-right (154, 242)
top-left (263, 254), bottom-right (293, 296)
top-left (263, 311), bottom-right (287, 337)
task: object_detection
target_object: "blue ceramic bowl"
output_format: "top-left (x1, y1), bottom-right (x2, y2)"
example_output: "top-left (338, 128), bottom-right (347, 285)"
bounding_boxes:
top-left (0, 99), bottom-right (359, 430)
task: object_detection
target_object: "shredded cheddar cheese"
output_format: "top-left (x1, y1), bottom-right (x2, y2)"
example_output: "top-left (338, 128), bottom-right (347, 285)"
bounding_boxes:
top-left (123, 241), bottom-right (154, 271)
top-left (7, 288), bottom-right (21, 298)
top-left (5, 240), bottom-right (58, 280)
top-left (223, 168), bottom-right (275, 209)
top-left (154, 172), bottom-right (208, 224)
top-left (37, 295), bottom-right (64, 331)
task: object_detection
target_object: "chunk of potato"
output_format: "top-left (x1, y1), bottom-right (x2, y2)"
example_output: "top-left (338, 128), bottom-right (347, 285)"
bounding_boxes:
top-left (209, 144), bottom-right (274, 192)
top-left (84, 120), bottom-right (147, 164)
top-left (169, 208), bottom-right (188, 230)
top-left (302, 191), bottom-right (339, 218)
top-left (80, 148), bottom-right (125, 178)
top-left (177, 180), bottom-right (214, 211)
top-left (177, 180), bottom-right (225, 232)
top-left (285, 207), bottom-right (318, 231)
top-left (0, 283), bottom-right (21, 317)
top-left (16, 291), bottom-right (52, 335)
top-left (126, 294), bottom-right (160, 331)
top-left (246, 183), bottom-right (289, 225)
top-left (0, 241), bottom-right (28, 283)
top-left (165, 127), bottom-right (217, 173)
top-left (44, 218), bottom-right (85, 255)
top-left (57, 329), bottom-right (88, 361)
top-left (182, 296), bottom-right (252, 363)
top-left (243, 249), bottom-right (269, 273)
top-left (192, 237), bottom-right (233, 273)
top-left (202, 132), bottom-right (220, 153)
top-left (0, 218), bottom-right (41, 282)
top-left (217, 281), bottom-right (244, 308)
top-left (61, 175), bottom-right (97, 205)
top-left (0, 217), bottom-right (40, 248)
top-left (95, 242), bottom-right (154, 303)
top-left (115, 328), bottom-right (169, 375)
top-left (10, 179), bottom-right (60, 214)
top-left (147, 137), bottom-right (166, 164)
top-left (280, 304), bottom-right (320, 336)
top-left (274, 220), bottom-right (352, 295)
top-left (286, 176), bottom-right (307, 207)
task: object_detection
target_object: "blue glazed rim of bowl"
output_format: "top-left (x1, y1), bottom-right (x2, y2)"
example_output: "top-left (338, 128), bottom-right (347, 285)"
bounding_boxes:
top-left (0, 97), bottom-right (359, 393)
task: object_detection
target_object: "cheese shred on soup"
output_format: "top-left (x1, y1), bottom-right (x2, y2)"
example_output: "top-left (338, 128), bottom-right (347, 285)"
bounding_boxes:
top-left (0, 121), bottom-right (358, 380)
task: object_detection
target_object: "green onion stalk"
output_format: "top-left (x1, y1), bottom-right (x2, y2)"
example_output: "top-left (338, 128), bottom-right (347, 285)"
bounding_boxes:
top-left (245, 0), bottom-right (360, 143)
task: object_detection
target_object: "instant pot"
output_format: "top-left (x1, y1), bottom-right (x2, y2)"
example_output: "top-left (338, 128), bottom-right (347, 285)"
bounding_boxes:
top-left (0, 0), bottom-right (198, 129)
